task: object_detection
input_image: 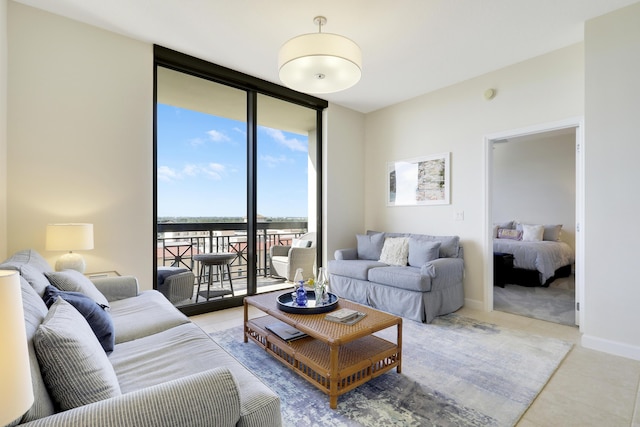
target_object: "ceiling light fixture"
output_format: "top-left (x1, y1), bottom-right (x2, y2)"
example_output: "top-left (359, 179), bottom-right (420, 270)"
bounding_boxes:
top-left (278, 16), bottom-right (362, 94)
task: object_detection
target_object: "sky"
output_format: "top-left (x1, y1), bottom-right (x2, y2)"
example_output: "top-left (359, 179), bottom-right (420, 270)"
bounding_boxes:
top-left (157, 104), bottom-right (309, 218)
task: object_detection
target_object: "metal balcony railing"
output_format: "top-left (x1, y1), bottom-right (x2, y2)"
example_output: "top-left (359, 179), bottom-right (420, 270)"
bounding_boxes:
top-left (157, 221), bottom-right (308, 283)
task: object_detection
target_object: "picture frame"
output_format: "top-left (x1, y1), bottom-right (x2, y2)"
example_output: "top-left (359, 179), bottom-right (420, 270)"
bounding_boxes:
top-left (387, 152), bottom-right (450, 206)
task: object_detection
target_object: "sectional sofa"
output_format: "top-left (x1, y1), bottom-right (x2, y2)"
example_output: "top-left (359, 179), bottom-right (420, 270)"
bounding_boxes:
top-left (328, 231), bottom-right (464, 323)
top-left (2, 249), bottom-right (281, 427)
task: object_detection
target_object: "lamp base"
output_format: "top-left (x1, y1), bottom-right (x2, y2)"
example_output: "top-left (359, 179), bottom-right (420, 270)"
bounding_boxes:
top-left (55, 252), bottom-right (86, 273)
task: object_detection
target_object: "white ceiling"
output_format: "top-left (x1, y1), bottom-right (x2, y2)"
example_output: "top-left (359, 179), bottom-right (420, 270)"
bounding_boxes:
top-left (13, 0), bottom-right (640, 113)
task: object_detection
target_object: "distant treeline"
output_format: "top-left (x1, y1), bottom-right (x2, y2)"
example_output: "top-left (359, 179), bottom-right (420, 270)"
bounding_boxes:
top-left (158, 217), bottom-right (306, 223)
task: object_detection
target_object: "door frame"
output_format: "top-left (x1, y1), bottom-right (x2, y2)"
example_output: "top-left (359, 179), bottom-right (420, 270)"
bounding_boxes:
top-left (483, 117), bottom-right (585, 329)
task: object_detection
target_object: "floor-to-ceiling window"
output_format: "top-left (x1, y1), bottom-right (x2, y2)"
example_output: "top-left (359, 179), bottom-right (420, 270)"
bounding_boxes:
top-left (154, 46), bottom-right (327, 315)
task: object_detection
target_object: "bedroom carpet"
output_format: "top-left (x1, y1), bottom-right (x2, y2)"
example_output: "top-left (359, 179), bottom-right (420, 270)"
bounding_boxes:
top-left (211, 313), bottom-right (572, 426)
top-left (493, 275), bottom-right (576, 326)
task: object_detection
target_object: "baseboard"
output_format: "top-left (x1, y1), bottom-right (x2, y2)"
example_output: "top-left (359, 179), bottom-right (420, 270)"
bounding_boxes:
top-left (464, 298), bottom-right (484, 311)
top-left (581, 334), bottom-right (640, 361)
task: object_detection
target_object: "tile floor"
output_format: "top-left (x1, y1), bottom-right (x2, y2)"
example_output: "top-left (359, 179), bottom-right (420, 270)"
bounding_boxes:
top-left (191, 304), bottom-right (640, 426)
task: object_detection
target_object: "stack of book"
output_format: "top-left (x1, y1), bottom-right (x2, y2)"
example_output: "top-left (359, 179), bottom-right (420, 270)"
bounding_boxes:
top-left (265, 321), bottom-right (308, 342)
top-left (324, 308), bottom-right (367, 325)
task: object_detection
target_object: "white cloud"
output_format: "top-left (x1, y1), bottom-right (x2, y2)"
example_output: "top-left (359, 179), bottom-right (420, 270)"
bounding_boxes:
top-left (263, 127), bottom-right (306, 152)
top-left (207, 129), bottom-right (231, 143)
top-left (261, 154), bottom-right (289, 168)
top-left (202, 163), bottom-right (225, 180)
top-left (158, 166), bottom-right (181, 183)
top-left (182, 164), bottom-right (199, 177)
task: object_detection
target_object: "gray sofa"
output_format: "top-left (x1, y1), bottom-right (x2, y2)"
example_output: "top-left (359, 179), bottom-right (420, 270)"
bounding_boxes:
top-left (2, 249), bottom-right (281, 427)
top-left (328, 231), bottom-right (464, 323)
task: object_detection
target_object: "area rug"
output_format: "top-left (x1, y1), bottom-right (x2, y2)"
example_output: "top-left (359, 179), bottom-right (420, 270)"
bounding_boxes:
top-left (494, 277), bottom-right (576, 326)
top-left (210, 314), bottom-right (572, 426)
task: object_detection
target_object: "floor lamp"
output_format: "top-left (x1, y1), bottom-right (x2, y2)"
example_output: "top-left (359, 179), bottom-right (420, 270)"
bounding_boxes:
top-left (0, 270), bottom-right (34, 425)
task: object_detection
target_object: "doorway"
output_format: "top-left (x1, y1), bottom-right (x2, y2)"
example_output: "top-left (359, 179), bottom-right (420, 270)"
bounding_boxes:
top-left (484, 118), bottom-right (584, 329)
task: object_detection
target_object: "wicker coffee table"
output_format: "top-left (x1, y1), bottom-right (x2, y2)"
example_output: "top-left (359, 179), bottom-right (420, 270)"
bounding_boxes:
top-left (244, 291), bottom-right (402, 409)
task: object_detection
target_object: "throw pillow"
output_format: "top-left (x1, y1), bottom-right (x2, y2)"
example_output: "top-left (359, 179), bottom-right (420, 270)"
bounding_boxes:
top-left (522, 224), bottom-right (544, 242)
top-left (34, 298), bottom-right (121, 411)
top-left (379, 237), bottom-right (409, 266)
top-left (292, 239), bottom-right (312, 248)
top-left (356, 233), bottom-right (385, 260)
top-left (408, 239), bottom-right (441, 267)
top-left (42, 285), bottom-right (115, 353)
top-left (45, 270), bottom-right (109, 308)
top-left (543, 224), bottom-right (562, 241)
top-left (497, 228), bottom-right (522, 240)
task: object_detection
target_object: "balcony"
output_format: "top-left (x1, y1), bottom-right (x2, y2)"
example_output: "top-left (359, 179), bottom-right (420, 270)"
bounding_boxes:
top-left (157, 221), bottom-right (308, 306)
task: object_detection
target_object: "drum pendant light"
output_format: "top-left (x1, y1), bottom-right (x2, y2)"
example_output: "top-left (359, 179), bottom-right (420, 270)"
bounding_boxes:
top-left (279, 16), bottom-right (362, 94)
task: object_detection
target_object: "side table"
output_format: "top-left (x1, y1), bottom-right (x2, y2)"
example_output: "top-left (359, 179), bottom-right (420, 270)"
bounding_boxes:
top-left (194, 253), bottom-right (236, 302)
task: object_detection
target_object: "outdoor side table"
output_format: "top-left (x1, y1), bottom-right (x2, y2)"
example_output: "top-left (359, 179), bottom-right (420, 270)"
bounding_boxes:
top-left (194, 253), bottom-right (236, 302)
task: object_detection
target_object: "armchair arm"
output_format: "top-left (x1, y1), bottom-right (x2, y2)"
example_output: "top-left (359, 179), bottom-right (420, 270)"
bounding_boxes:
top-left (19, 368), bottom-right (241, 427)
top-left (269, 245), bottom-right (291, 257)
top-left (334, 248), bottom-right (358, 260)
top-left (91, 276), bottom-right (139, 302)
top-left (427, 258), bottom-right (464, 291)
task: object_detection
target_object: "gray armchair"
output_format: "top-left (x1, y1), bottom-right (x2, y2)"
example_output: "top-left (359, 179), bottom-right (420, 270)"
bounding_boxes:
top-left (157, 268), bottom-right (195, 304)
top-left (269, 232), bottom-right (317, 281)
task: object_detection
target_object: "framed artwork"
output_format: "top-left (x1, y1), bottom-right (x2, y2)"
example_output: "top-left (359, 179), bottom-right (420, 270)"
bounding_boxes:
top-left (387, 152), bottom-right (450, 206)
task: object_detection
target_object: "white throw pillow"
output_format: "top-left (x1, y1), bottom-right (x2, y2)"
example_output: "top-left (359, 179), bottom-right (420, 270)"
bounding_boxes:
top-left (379, 237), bottom-right (409, 266)
top-left (522, 224), bottom-right (544, 242)
top-left (34, 298), bottom-right (121, 410)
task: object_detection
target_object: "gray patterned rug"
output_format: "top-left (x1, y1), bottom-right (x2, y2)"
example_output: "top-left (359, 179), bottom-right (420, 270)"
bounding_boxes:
top-left (211, 314), bottom-right (572, 426)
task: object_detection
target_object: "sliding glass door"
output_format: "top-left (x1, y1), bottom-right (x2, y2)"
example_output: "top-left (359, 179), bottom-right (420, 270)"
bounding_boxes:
top-left (154, 46), bottom-right (326, 315)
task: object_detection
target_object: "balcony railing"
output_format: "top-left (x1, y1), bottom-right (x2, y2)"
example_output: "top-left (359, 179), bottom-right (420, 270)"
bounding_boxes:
top-left (157, 221), bottom-right (308, 284)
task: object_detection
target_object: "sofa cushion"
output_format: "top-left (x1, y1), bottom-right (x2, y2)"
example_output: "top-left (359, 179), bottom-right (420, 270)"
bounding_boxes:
top-left (43, 285), bottom-right (115, 353)
top-left (408, 239), bottom-right (441, 267)
top-left (110, 323), bottom-right (281, 423)
top-left (356, 232), bottom-right (385, 260)
top-left (0, 262), bottom-right (51, 297)
top-left (108, 290), bottom-right (190, 344)
top-left (45, 270), bottom-right (110, 308)
top-left (379, 237), bottom-right (409, 266)
top-left (19, 276), bottom-right (56, 423)
top-left (409, 234), bottom-right (460, 258)
top-left (367, 266), bottom-right (433, 292)
top-left (328, 259), bottom-right (387, 281)
top-left (34, 298), bottom-right (121, 411)
top-left (4, 249), bottom-right (52, 274)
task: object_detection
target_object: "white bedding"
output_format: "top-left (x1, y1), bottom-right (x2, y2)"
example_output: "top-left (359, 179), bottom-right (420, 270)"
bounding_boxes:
top-left (493, 239), bottom-right (575, 283)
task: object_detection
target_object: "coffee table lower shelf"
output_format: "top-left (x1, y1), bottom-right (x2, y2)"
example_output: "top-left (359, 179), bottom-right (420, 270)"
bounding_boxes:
top-left (245, 314), bottom-right (400, 408)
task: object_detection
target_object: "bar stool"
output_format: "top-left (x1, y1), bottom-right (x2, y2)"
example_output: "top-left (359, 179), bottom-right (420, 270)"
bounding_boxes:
top-left (194, 253), bottom-right (236, 302)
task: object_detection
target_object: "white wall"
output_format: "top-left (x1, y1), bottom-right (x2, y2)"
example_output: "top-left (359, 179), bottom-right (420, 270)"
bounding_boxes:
top-left (324, 103), bottom-right (366, 267)
top-left (492, 132), bottom-right (576, 250)
top-left (1, 0), bottom-right (7, 259)
top-left (7, 3), bottom-right (154, 287)
top-left (582, 2), bottom-right (640, 359)
top-left (364, 44), bottom-right (584, 305)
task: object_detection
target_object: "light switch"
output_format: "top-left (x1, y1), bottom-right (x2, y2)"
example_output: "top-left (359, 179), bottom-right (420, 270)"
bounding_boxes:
top-left (455, 210), bottom-right (464, 221)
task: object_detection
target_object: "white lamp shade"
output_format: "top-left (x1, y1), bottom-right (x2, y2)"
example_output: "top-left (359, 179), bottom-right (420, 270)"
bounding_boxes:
top-left (46, 223), bottom-right (94, 251)
top-left (279, 32), bottom-right (362, 94)
top-left (0, 270), bottom-right (34, 425)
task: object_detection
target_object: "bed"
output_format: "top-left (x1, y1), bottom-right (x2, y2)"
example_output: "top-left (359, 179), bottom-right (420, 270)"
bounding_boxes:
top-left (493, 222), bottom-right (575, 287)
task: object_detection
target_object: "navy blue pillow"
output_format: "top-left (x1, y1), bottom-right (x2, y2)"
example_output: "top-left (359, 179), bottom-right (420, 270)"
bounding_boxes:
top-left (42, 285), bottom-right (115, 353)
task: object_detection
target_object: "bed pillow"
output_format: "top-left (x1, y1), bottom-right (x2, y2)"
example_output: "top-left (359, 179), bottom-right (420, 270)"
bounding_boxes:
top-left (492, 221), bottom-right (514, 238)
top-left (357, 233), bottom-right (385, 260)
top-left (497, 228), bottom-right (522, 240)
top-left (408, 239), bottom-right (441, 267)
top-left (34, 298), bottom-right (121, 411)
top-left (522, 224), bottom-right (544, 241)
top-left (379, 237), bottom-right (409, 266)
top-left (543, 224), bottom-right (562, 241)
top-left (42, 285), bottom-right (115, 353)
top-left (45, 270), bottom-right (109, 308)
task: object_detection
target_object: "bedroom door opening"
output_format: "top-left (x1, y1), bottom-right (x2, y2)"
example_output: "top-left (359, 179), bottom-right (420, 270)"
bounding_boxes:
top-left (484, 118), bottom-right (584, 329)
